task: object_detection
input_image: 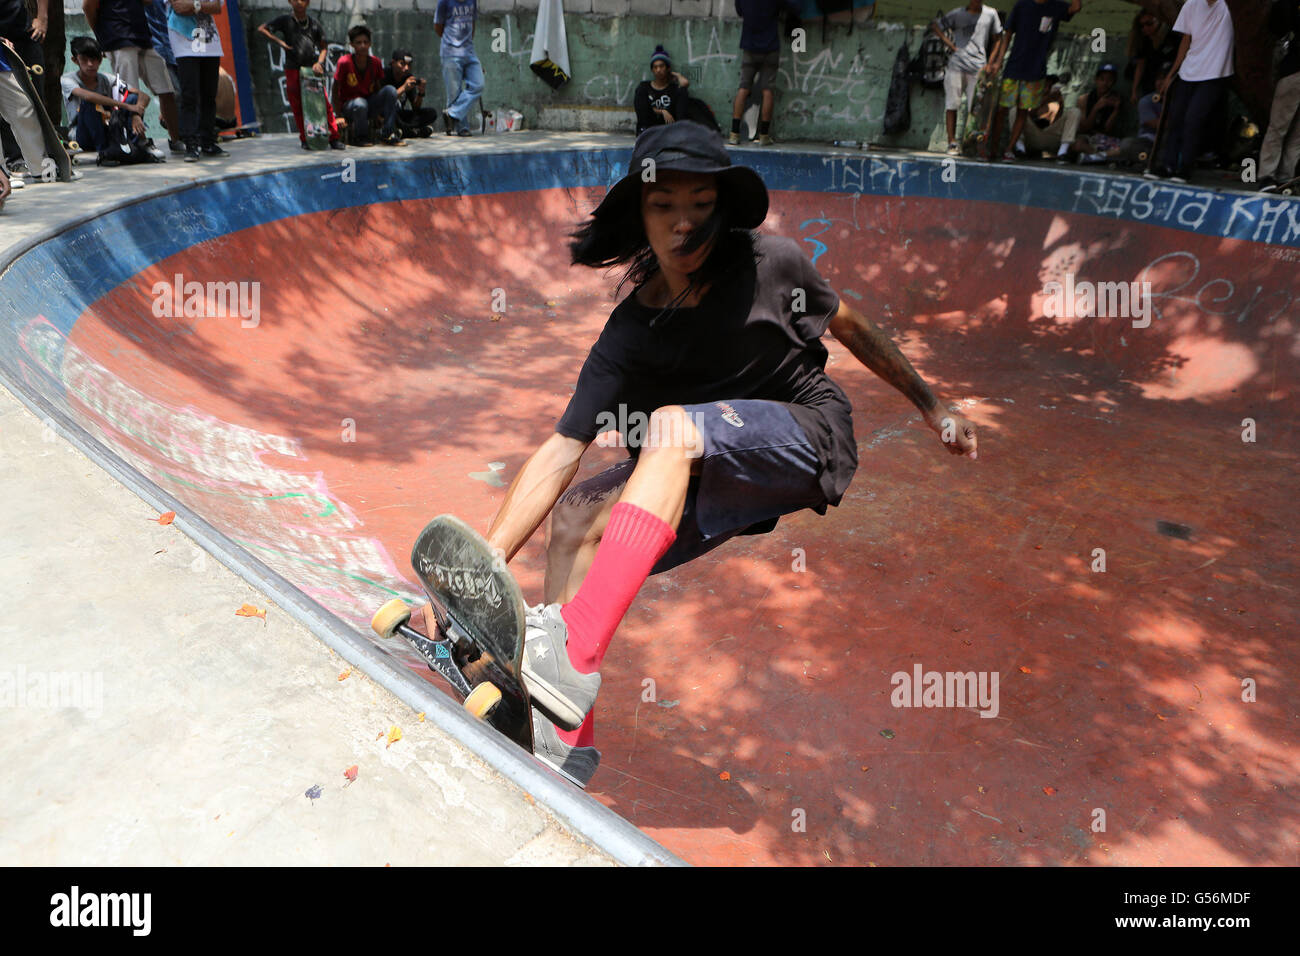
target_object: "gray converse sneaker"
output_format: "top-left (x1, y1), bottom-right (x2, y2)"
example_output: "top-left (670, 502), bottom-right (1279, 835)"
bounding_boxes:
top-left (531, 709), bottom-right (600, 789)
top-left (520, 603), bottom-right (600, 731)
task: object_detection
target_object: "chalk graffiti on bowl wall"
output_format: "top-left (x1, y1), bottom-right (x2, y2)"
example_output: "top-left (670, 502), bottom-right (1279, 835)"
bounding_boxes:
top-left (15, 315), bottom-right (427, 655)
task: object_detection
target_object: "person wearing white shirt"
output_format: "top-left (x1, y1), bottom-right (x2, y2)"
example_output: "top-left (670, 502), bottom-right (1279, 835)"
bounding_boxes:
top-left (1149, 0), bottom-right (1234, 181)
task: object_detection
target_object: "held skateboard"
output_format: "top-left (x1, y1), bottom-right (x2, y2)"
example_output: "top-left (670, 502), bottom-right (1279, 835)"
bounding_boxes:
top-left (3, 42), bottom-right (75, 181)
top-left (299, 67), bottom-right (331, 150)
top-left (962, 68), bottom-right (999, 158)
top-left (370, 515), bottom-right (534, 753)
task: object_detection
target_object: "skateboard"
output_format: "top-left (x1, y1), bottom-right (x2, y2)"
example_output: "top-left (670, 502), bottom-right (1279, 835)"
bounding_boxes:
top-left (961, 69), bottom-right (998, 158)
top-left (371, 515), bottom-right (534, 754)
top-left (1142, 88), bottom-right (1170, 173)
top-left (3, 43), bottom-right (75, 181)
top-left (1269, 175), bottom-right (1300, 196)
top-left (299, 66), bottom-right (330, 150)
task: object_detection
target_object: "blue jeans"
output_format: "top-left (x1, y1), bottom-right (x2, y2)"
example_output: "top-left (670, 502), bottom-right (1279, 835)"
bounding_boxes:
top-left (344, 86), bottom-right (398, 140)
top-left (441, 52), bottom-right (484, 132)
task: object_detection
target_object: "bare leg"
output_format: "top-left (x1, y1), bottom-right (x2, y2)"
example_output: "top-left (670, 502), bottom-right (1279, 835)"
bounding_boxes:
top-left (1007, 108), bottom-right (1029, 155)
top-left (760, 89), bottom-right (774, 122)
top-left (732, 87), bottom-right (747, 120)
top-left (989, 106), bottom-right (1008, 157)
top-left (545, 406), bottom-right (701, 603)
top-left (946, 108), bottom-right (957, 143)
top-left (159, 92), bottom-right (180, 142)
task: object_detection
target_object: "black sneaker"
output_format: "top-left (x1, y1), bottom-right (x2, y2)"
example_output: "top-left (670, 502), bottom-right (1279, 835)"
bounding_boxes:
top-left (457, 128), bottom-right (471, 138)
top-left (530, 709), bottom-right (600, 789)
top-left (441, 109), bottom-right (454, 135)
top-left (169, 139), bottom-right (186, 154)
top-left (200, 144), bottom-right (230, 157)
top-left (1258, 177), bottom-right (1279, 193)
top-left (382, 132), bottom-right (406, 146)
top-left (183, 146), bottom-right (201, 163)
top-left (301, 141), bottom-right (311, 150)
top-left (329, 139), bottom-right (345, 150)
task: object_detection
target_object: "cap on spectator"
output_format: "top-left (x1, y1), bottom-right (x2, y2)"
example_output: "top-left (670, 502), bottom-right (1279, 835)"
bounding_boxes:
top-left (390, 49), bottom-right (415, 64)
top-left (650, 45), bottom-right (671, 68)
top-left (1097, 63), bottom-right (1118, 75)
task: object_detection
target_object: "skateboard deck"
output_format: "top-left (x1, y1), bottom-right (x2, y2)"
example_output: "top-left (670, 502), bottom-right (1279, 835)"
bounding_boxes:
top-left (299, 67), bottom-right (330, 150)
top-left (371, 515), bottom-right (534, 753)
top-left (1143, 88), bottom-right (1170, 173)
top-left (961, 70), bottom-right (998, 158)
top-left (4, 43), bottom-right (74, 181)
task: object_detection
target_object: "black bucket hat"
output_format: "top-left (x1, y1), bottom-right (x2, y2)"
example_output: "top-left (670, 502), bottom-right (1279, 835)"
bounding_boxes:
top-left (592, 121), bottom-right (769, 229)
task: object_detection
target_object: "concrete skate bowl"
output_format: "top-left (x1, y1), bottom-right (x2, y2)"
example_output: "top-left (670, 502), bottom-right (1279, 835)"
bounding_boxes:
top-left (2, 148), bottom-right (1297, 867)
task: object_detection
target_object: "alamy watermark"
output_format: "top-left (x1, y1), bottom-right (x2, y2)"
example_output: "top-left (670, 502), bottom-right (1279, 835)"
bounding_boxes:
top-left (593, 403), bottom-right (720, 458)
top-left (890, 663), bottom-right (999, 718)
top-left (50, 886), bottom-right (150, 935)
top-left (151, 274), bottom-right (261, 327)
top-left (0, 666), bottom-right (103, 719)
top-left (1042, 274), bottom-right (1153, 328)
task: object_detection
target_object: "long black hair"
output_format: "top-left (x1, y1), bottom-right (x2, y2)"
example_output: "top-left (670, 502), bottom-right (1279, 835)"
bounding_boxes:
top-left (569, 176), bottom-right (759, 318)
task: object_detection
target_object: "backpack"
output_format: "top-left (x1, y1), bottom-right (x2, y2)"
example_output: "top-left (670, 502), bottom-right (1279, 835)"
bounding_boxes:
top-left (883, 38), bottom-right (912, 134)
top-left (684, 96), bottom-right (721, 133)
top-left (98, 104), bottom-right (157, 166)
top-left (912, 11), bottom-right (952, 89)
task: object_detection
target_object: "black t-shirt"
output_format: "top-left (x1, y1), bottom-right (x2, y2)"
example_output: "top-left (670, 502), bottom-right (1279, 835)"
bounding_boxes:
top-left (557, 234), bottom-right (858, 509)
top-left (92, 0), bottom-right (152, 52)
top-left (1080, 89), bottom-right (1119, 131)
top-left (265, 13), bottom-right (326, 70)
top-left (1129, 32), bottom-right (1179, 96)
top-left (634, 80), bottom-right (685, 134)
top-left (383, 65), bottom-right (420, 108)
top-left (0, 0), bottom-right (30, 39)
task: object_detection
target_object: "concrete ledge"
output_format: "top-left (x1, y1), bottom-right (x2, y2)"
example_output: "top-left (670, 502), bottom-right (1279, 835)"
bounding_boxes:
top-left (536, 105), bottom-right (637, 133)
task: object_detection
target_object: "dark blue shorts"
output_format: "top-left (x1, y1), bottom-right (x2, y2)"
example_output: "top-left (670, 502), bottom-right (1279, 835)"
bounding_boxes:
top-left (571, 400), bottom-right (827, 574)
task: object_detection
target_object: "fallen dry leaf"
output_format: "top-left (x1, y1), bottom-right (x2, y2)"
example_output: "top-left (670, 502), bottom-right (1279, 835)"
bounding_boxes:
top-left (386, 725), bottom-right (402, 748)
top-left (1156, 714), bottom-right (1167, 721)
top-left (235, 604), bottom-right (266, 619)
top-left (343, 765), bottom-right (358, 782)
top-left (719, 771), bottom-right (731, 781)
top-left (1019, 666), bottom-right (1032, 674)
top-left (157, 511), bottom-right (176, 525)
top-left (1043, 786), bottom-right (1057, 796)
top-left (337, 668), bottom-right (352, 681)
top-left (416, 712), bottom-right (426, 723)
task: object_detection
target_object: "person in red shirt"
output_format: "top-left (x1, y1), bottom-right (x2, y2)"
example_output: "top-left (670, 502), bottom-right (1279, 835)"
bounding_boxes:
top-left (332, 24), bottom-right (401, 146)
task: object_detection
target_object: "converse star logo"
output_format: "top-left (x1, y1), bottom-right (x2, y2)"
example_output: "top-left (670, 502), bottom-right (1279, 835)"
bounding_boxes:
top-left (530, 642), bottom-right (549, 662)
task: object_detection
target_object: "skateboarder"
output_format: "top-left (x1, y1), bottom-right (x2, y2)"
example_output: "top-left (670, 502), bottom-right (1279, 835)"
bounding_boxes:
top-left (413, 122), bottom-right (979, 786)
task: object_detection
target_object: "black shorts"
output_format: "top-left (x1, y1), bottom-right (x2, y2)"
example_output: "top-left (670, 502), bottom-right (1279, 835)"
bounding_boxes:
top-left (573, 399), bottom-right (828, 574)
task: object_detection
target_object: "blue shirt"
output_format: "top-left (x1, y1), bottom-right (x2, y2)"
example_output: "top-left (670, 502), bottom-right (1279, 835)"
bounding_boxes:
top-left (1002, 0), bottom-right (1073, 81)
top-left (144, 0), bottom-right (177, 67)
top-left (435, 0), bottom-right (477, 57)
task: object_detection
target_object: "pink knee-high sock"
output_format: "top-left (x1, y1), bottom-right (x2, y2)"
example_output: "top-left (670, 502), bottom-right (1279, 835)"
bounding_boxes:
top-left (555, 503), bottom-right (674, 750)
top-left (560, 502), bottom-right (677, 675)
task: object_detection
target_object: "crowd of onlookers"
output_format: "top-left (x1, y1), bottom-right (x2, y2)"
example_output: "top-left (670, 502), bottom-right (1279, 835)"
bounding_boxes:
top-left (1, 0), bottom-right (1298, 212)
top-left (926, 0), bottom-right (1298, 188)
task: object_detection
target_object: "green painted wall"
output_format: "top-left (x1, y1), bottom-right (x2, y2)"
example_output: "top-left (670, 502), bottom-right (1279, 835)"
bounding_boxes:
top-left (237, 11), bottom-right (1116, 149)
top-left (58, 7), bottom-right (1132, 149)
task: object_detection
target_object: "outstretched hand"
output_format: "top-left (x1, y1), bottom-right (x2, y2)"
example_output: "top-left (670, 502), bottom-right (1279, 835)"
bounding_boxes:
top-left (924, 407), bottom-right (979, 459)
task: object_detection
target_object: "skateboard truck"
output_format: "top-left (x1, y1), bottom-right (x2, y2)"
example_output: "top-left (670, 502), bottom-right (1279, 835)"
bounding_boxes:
top-left (372, 601), bottom-right (474, 698)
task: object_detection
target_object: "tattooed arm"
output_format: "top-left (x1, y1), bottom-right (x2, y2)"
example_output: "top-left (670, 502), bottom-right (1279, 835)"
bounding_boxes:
top-left (828, 300), bottom-right (978, 458)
